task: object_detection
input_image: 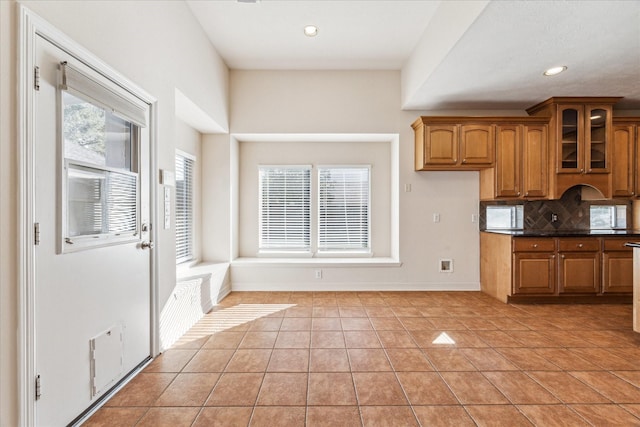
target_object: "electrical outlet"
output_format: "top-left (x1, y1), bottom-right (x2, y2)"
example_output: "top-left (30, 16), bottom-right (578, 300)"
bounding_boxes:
top-left (471, 214), bottom-right (478, 223)
top-left (433, 213), bottom-right (440, 223)
top-left (404, 183), bottom-right (412, 192)
top-left (439, 259), bottom-right (453, 273)
top-left (315, 269), bottom-right (323, 279)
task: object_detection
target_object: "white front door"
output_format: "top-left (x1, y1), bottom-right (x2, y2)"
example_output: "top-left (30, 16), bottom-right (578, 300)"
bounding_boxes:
top-left (34, 35), bottom-right (153, 426)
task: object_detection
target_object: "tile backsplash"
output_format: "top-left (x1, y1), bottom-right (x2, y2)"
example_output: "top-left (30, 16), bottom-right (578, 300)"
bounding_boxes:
top-left (480, 186), bottom-right (633, 231)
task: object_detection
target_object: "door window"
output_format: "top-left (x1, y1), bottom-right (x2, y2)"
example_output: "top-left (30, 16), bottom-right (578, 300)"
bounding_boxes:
top-left (59, 62), bottom-right (146, 251)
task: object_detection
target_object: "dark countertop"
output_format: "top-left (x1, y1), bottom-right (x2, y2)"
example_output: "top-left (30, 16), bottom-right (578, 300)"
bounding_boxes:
top-left (483, 229), bottom-right (640, 237)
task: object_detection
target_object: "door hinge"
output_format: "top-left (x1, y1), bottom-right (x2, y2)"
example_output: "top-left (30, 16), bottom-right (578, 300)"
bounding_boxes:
top-left (34, 222), bottom-right (40, 245)
top-left (35, 374), bottom-right (42, 400)
top-left (34, 66), bottom-right (40, 91)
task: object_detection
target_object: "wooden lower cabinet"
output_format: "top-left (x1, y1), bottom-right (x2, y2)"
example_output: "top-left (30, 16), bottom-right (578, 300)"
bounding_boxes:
top-left (558, 252), bottom-right (600, 294)
top-left (513, 253), bottom-right (556, 295)
top-left (557, 238), bottom-right (600, 294)
top-left (480, 232), bottom-right (635, 302)
top-left (602, 238), bottom-right (634, 294)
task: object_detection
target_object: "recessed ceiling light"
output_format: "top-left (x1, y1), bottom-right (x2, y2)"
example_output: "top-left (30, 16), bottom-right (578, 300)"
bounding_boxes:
top-left (304, 25), bottom-right (318, 37)
top-left (543, 66), bottom-right (567, 76)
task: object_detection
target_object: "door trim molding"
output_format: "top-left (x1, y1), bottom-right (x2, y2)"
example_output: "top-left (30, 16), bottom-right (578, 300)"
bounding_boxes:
top-left (18, 6), bottom-right (159, 425)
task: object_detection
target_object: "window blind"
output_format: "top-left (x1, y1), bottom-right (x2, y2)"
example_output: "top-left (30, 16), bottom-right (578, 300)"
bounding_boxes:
top-left (318, 167), bottom-right (370, 251)
top-left (60, 61), bottom-right (148, 128)
top-left (259, 167), bottom-right (311, 251)
top-left (66, 164), bottom-right (137, 237)
top-left (176, 153), bottom-right (194, 262)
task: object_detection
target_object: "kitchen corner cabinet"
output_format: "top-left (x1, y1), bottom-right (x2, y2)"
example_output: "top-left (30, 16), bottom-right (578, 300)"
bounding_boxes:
top-left (527, 97), bottom-right (622, 198)
top-left (611, 118), bottom-right (639, 197)
top-left (412, 118), bottom-right (494, 170)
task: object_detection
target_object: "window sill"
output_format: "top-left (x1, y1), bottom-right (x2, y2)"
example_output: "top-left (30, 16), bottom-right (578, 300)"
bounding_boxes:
top-left (232, 257), bottom-right (401, 268)
top-left (176, 260), bottom-right (230, 281)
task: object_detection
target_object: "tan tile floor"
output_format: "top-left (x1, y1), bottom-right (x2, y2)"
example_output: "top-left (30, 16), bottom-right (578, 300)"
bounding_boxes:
top-left (85, 291), bottom-right (640, 426)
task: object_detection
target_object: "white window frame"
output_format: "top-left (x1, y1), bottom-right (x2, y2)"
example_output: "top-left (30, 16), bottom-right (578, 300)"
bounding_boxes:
top-left (258, 164), bottom-right (372, 258)
top-left (175, 150), bottom-right (196, 264)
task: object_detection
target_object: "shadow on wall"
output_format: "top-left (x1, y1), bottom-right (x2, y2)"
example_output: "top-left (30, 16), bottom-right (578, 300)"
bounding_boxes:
top-left (159, 263), bottom-right (231, 350)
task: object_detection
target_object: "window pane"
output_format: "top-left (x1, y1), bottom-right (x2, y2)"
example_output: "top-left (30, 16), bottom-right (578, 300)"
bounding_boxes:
top-left (590, 205), bottom-right (627, 229)
top-left (67, 164), bottom-right (137, 237)
top-left (318, 167), bottom-right (370, 251)
top-left (486, 205), bottom-right (524, 229)
top-left (259, 167), bottom-right (311, 251)
top-left (176, 154), bottom-right (194, 262)
top-left (63, 91), bottom-right (133, 171)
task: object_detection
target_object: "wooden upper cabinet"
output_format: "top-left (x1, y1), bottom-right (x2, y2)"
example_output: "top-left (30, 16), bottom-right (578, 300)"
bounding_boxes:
top-left (424, 125), bottom-right (458, 165)
top-left (412, 118), bottom-right (494, 170)
top-left (494, 125), bottom-right (521, 198)
top-left (610, 119), bottom-right (638, 197)
top-left (481, 120), bottom-right (549, 200)
top-left (460, 125), bottom-right (494, 166)
top-left (522, 125), bottom-right (548, 198)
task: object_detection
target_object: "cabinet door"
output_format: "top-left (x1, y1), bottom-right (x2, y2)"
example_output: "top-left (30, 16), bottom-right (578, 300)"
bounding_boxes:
top-left (585, 105), bottom-right (612, 173)
top-left (495, 125), bottom-right (521, 197)
top-left (460, 125), bottom-right (494, 166)
top-left (424, 125), bottom-right (458, 165)
top-left (557, 105), bottom-right (583, 173)
top-left (522, 125), bottom-right (548, 198)
top-left (558, 252), bottom-right (600, 294)
top-left (602, 252), bottom-right (634, 294)
top-left (611, 125), bottom-right (635, 197)
top-left (513, 253), bottom-right (556, 295)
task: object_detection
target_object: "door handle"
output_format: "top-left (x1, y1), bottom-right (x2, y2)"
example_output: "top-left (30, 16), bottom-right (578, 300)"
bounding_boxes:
top-left (140, 241), bottom-right (155, 250)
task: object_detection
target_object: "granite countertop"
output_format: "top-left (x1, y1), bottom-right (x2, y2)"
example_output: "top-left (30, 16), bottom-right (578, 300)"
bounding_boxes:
top-left (483, 229), bottom-right (640, 237)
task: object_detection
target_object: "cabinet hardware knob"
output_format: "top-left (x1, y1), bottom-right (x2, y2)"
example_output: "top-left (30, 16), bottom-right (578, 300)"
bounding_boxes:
top-left (578, 244), bottom-right (583, 248)
top-left (533, 244), bottom-right (538, 248)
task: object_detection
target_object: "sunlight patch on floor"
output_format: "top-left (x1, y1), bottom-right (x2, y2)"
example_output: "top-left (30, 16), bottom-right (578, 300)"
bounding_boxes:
top-left (173, 303), bottom-right (296, 346)
top-left (432, 331), bottom-right (456, 345)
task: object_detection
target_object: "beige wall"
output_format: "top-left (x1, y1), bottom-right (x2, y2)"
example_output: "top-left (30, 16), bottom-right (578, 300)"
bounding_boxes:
top-left (217, 70), bottom-right (524, 290)
top-left (0, 1), bottom-right (228, 424)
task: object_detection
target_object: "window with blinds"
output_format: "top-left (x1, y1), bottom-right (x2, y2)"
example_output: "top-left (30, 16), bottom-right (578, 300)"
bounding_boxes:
top-left (176, 153), bottom-right (195, 263)
top-left (258, 165), bottom-right (371, 256)
top-left (259, 166), bottom-right (311, 252)
top-left (61, 63), bottom-right (143, 250)
top-left (318, 167), bottom-right (370, 252)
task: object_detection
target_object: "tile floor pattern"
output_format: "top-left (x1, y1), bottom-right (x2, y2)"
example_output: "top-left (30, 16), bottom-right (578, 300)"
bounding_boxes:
top-left (85, 292), bottom-right (640, 426)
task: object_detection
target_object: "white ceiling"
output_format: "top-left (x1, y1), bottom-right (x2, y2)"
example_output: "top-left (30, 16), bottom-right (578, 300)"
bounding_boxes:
top-left (187, 0), bottom-right (640, 111)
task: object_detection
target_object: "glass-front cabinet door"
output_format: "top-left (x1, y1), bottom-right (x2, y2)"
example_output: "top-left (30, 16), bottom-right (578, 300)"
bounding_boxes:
top-left (557, 104), bottom-right (611, 174)
top-left (585, 106), bottom-right (610, 173)
top-left (558, 106), bottom-right (582, 172)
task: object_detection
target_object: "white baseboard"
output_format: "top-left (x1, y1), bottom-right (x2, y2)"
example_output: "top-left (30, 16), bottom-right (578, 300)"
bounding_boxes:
top-left (230, 281), bottom-right (480, 292)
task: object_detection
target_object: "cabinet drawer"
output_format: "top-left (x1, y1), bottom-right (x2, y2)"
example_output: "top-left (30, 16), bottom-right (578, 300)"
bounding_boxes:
top-left (602, 238), bottom-right (634, 252)
top-left (558, 239), bottom-right (599, 252)
top-left (513, 238), bottom-right (555, 252)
